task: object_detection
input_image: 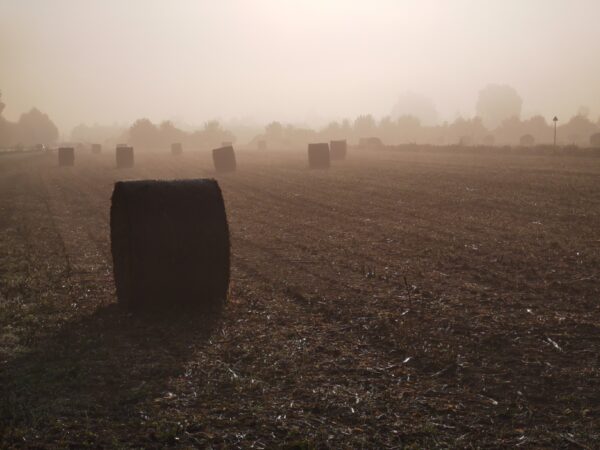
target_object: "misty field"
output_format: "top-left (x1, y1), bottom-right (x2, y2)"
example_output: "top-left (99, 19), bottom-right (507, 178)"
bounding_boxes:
top-left (0, 148), bottom-right (599, 448)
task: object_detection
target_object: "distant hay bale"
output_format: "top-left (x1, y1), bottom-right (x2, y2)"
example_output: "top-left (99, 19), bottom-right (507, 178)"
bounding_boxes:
top-left (171, 142), bottom-right (183, 156)
top-left (258, 140), bottom-right (267, 151)
top-left (520, 134), bottom-right (535, 146)
top-left (58, 147), bottom-right (75, 166)
top-left (212, 146), bottom-right (236, 172)
top-left (91, 144), bottom-right (102, 154)
top-left (329, 140), bottom-right (347, 160)
top-left (590, 133), bottom-right (600, 147)
top-left (116, 146), bottom-right (134, 168)
top-left (110, 178), bottom-right (230, 312)
top-left (308, 143), bottom-right (330, 169)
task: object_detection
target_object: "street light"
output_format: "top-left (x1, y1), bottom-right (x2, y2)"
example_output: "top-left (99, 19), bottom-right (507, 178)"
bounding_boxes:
top-left (553, 116), bottom-right (558, 147)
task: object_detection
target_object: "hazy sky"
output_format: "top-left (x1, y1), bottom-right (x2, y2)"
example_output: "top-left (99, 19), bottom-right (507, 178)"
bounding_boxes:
top-left (1, 0), bottom-right (599, 133)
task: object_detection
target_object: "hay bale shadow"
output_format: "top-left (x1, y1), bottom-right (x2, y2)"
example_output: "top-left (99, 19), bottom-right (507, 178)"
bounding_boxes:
top-left (0, 302), bottom-right (222, 443)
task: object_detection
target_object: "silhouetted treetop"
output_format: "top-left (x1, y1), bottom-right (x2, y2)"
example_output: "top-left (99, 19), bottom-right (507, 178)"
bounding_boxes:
top-left (476, 84), bottom-right (523, 129)
top-left (17, 108), bottom-right (59, 145)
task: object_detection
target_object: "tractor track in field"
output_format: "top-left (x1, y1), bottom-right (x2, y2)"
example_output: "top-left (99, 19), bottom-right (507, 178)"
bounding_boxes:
top-left (225, 176), bottom-right (525, 298)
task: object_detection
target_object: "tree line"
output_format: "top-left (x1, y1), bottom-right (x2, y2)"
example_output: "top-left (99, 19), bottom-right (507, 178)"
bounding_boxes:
top-left (2, 85), bottom-right (600, 150)
top-left (0, 92), bottom-right (59, 148)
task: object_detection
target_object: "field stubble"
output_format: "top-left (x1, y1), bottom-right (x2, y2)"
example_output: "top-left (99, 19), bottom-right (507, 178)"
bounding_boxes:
top-left (0, 149), bottom-right (599, 448)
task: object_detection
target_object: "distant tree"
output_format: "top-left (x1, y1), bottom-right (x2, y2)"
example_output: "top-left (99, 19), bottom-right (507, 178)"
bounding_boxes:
top-left (396, 115), bottom-right (421, 143)
top-left (558, 114), bottom-right (597, 146)
top-left (447, 116), bottom-right (487, 145)
top-left (590, 132), bottom-right (600, 147)
top-left (16, 108), bottom-right (59, 145)
top-left (158, 120), bottom-right (186, 147)
top-left (320, 120), bottom-right (342, 140)
top-left (520, 134), bottom-right (535, 146)
top-left (129, 118), bottom-right (159, 149)
top-left (340, 118), bottom-right (352, 134)
top-left (494, 116), bottom-right (524, 144)
top-left (378, 116), bottom-right (396, 143)
top-left (520, 115), bottom-right (551, 144)
top-left (353, 114), bottom-right (377, 137)
top-left (391, 92), bottom-right (439, 126)
top-left (284, 124), bottom-right (317, 146)
top-left (476, 84), bottom-right (523, 129)
top-left (71, 123), bottom-right (128, 144)
top-left (0, 91), bottom-right (11, 147)
top-left (202, 120), bottom-right (234, 148)
top-left (265, 121), bottom-right (284, 140)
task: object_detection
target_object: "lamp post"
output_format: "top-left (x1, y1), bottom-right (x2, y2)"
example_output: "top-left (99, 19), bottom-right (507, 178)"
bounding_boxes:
top-left (553, 116), bottom-right (558, 147)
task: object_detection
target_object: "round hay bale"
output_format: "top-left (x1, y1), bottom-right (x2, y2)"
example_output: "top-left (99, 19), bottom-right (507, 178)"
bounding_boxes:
top-left (110, 178), bottom-right (230, 312)
top-left (329, 140), bottom-right (347, 160)
top-left (213, 146), bottom-right (236, 172)
top-left (171, 142), bottom-right (183, 156)
top-left (308, 143), bottom-right (330, 169)
top-left (91, 144), bottom-right (102, 154)
top-left (116, 146), bottom-right (134, 168)
top-left (58, 147), bottom-right (75, 166)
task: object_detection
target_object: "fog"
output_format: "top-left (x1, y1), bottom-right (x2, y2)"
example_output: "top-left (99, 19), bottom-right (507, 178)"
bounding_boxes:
top-left (1, 0), bottom-right (600, 133)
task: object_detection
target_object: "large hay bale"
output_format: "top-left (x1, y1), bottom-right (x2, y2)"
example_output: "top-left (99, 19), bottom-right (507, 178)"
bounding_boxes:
top-left (58, 147), bottom-right (75, 166)
top-left (171, 142), bottom-right (183, 156)
top-left (330, 140), bottom-right (347, 160)
top-left (110, 178), bottom-right (230, 312)
top-left (212, 146), bottom-right (236, 172)
top-left (116, 146), bottom-right (134, 168)
top-left (91, 144), bottom-right (102, 154)
top-left (308, 143), bottom-right (330, 169)
top-left (258, 140), bottom-right (267, 151)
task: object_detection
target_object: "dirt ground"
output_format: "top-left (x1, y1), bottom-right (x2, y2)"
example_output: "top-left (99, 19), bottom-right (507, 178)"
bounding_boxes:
top-left (0, 148), bottom-right (599, 448)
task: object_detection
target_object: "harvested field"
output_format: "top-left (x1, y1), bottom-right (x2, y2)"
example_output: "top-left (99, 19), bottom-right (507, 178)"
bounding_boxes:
top-left (0, 149), bottom-right (599, 448)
